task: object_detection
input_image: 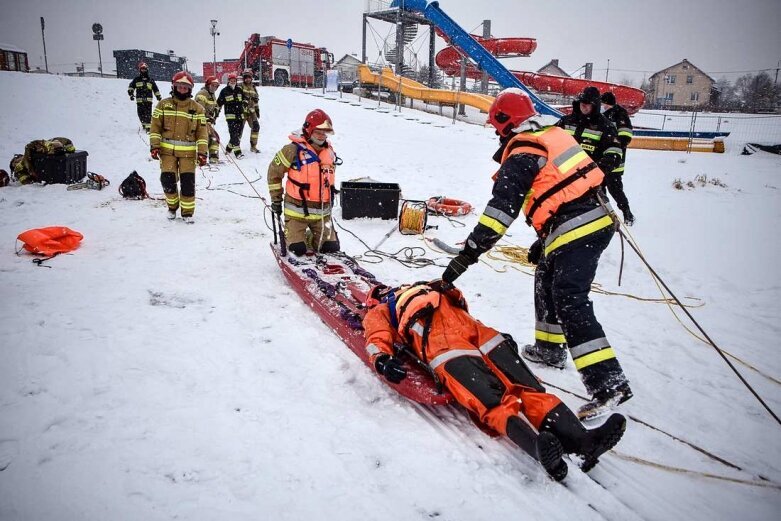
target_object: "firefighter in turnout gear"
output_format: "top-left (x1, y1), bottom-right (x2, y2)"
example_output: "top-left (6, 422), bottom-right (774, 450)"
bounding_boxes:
top-left (363, 281), bottom-right (627, 481)
top-left (9, 137), bottom-right (75, 185)
top-left (555, 86), bottom-right (623, 186)
top-left (600, 91), bottom-right (635, 225)
top-left (216, 73), bottom-right (245, 158)
top-left (149, 71), bottom-right (208, 223)
top-left (441, 89), bottom-right (632, 420)
top-left (241, 69), bottom-right (261, 153)
top-left (127, 62), bottom-right (162, 133)
top-left (195, 76), bottom-right (221, 164)
top-left (267, 109), bottom-right (340, 256)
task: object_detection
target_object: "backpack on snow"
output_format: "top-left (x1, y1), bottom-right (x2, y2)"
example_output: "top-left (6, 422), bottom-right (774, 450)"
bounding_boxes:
top-left (118, 171), bottom-right (148, 199)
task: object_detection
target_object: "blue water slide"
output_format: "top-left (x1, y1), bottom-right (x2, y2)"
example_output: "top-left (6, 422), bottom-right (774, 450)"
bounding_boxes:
top-left (397, 0), bottom-right (561, 117)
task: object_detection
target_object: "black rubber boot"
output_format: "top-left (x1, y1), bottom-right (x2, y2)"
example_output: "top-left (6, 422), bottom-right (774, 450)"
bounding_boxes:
top-left (506, 416), bottom-right (568, 481)
top-left (540, 403), bottom-right (627, 472)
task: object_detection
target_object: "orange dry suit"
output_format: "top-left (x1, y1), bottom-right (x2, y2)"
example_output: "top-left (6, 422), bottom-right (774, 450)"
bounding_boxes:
top-left (363, 283), bottom-right (562, 435)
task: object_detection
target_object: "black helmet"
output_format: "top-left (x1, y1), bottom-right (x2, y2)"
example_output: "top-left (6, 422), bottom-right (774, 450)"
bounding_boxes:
top-left (577, 86), bottom-right (601, 105)
top-left (601, 91), bottom-right (616, 106)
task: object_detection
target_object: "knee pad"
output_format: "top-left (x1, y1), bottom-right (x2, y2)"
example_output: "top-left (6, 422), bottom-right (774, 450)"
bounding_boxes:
top-left (318, 240), bottom-right (340, 254)
top-left (160, 172), bottom-right (177, 192)
top-left (288, 242), bottom-right (307, 256)
top-left (180, 172), bottom-right (195, 197)
top-left (252, 121), bottom-right (260, 132)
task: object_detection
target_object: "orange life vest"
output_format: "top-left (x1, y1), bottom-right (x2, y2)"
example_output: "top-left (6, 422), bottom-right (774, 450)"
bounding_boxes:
top-left (16, 227), bottom-right (83, 256)
top-left (501, 126), bottom-right (605, 232)
top-left (285, 134), bottom-right (336, 207)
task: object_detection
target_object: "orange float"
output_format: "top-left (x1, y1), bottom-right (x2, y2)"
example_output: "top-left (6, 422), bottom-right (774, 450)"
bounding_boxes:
top-left (426, 196), bottom-right (472, 217)
top-left (16, 227), bottom-right (83, 256)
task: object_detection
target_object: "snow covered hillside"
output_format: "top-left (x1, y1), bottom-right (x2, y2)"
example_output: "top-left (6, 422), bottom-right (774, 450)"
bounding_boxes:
top-left (0, 71), bottom-right (779, 520)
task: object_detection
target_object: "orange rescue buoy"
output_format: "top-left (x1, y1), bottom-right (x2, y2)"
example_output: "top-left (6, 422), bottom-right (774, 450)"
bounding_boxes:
top-left (426, 196), bottom-right (473, 217)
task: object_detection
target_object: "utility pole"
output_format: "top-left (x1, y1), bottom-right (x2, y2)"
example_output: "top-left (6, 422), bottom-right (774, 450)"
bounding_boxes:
top-left (775, 59), bottom-right (779, 85)
top-left (40, 17), bottom-right (49, 73)
top-left (210, 20), bottom-right (219, 75)
top-left (605, 58), bottom-right (610, 82)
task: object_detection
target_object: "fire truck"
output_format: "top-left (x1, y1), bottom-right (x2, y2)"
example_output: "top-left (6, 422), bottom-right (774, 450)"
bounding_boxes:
top-left (203, 34), bottom-right (333, 87)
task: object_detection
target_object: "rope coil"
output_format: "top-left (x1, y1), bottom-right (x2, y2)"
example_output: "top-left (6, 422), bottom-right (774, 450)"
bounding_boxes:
top-left (398, 200), bottom-right (428, 235)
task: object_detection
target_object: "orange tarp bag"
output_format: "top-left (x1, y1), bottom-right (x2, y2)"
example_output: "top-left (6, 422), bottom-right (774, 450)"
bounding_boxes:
top-left (16, 226), bottom-right (83, 257)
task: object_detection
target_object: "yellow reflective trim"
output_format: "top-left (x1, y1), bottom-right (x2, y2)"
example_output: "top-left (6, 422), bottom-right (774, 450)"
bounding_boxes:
top-left (478, 214), bottom-right (508, 235)
top-left (149, 133), bottom-right (162, 139)
top-left (196, 140), bottom-right (208, 145)
top-left (544, 215), bottom-right (614, 255)
top-left (284, 208), bottom-right (328, 220)
top-left (618, 130), bottom-right (633, 138)
top-left (558, 150), bottom-right (589, 174)
top-left (613, 166), bottom-right (625, 173)
top-left (160, 142), bottom-right (197, 151)
top-left (180, 201), bottom-right (196, 209)
top-left (274, 151), bottom-right (292, 168)
top-left (535, 330), bottom-right (567, 344)
top-left (268, 183), bottom-right (283, 190)
top-left (574, 347), bottom-right (616, 370)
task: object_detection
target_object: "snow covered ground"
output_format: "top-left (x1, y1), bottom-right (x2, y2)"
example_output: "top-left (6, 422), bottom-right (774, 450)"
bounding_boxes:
top-left (1, 71), bottom-right (779, 520)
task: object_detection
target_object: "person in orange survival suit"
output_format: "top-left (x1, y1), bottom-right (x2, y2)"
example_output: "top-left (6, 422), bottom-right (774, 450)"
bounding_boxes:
top-left (362, 281), bottom-right (627, 481)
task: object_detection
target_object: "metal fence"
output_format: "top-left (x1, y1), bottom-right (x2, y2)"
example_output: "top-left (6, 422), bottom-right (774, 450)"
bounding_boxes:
top-left (633, 110), bottom-right (781, 151)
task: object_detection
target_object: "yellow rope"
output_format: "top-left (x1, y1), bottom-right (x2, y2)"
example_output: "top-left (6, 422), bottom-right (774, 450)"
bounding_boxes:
top-left (429, 234), bottom-right (779, 386)
top-left (611, 451), bottom-right (781, 490)
top-left (398, 201), bottom-right (427, 235)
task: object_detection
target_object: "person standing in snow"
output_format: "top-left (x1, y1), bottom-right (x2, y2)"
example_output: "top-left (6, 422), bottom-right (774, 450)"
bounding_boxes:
top-left (240, 69), bottom-right (261, 153)
top-left (363, 280), bottom-right (627, 481)
top-left (600, 91), bottom-right (635, 225)
top-left (149, 71), bottom-right (208, 224)
top-left (127, 62), bottom-right (162, 134)
top-left (441, 89), bottom-right (632, 420)
top-left (195, 76), bottom-right (222, 164)
top-left (266, 109), bottom-right (340, 256)
top-left (216, 73), bottom-right (246, 159)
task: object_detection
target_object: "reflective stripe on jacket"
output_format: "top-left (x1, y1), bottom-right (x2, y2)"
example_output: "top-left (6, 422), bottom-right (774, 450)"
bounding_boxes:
top-left (149, 97), bottom-right (208, 158)
top-left (500, 126), bottom-right (605, 232)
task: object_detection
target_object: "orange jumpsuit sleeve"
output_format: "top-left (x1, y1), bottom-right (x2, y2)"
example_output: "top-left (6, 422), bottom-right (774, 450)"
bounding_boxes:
top-left (363, 304), bottom-right (399, 368)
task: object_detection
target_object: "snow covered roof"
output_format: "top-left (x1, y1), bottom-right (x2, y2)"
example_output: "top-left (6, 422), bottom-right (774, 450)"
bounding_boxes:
top-left (0, 42), bottom-right (26, 53)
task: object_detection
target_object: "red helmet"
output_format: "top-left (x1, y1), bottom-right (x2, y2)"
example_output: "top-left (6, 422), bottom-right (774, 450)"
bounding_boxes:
top-left (227, 73), bottom-right (238, 82)
top-left (364, 284), bottom-right (391, 309)
top-left (205, 75), bottom-right (219, 86)
top-left (487, 88), bottom-right (537, 137)
top-left (302, 109), bottom-right (334, 137)
top-left (138, 62), bottom-right (148, 71)
top-left (172, 71), bottom-right (194, 88)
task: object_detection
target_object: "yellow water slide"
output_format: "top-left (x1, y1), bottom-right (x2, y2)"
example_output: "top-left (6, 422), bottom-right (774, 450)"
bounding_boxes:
top-left (357, 65), bottom-right (494, 113)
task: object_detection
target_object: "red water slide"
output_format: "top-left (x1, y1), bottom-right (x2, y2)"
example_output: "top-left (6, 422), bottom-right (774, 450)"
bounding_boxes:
top-left (435, 31), bottom-right (646, 114)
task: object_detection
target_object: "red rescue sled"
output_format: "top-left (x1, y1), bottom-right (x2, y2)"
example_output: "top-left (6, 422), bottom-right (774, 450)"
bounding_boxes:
top-left (271, 243), bottom-right (453, 406)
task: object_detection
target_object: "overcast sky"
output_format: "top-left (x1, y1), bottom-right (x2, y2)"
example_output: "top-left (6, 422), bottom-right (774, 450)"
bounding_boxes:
top-left (1, 0), bottom-right (779, 84)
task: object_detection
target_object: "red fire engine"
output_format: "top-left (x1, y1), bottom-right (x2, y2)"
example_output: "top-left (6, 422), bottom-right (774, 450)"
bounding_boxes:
top-left (203, 34), bottom-right (333, 87)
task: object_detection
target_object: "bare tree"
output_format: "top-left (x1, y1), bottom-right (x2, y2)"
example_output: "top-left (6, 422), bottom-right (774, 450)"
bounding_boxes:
top-left (734, 72), bottom-right (781, 113)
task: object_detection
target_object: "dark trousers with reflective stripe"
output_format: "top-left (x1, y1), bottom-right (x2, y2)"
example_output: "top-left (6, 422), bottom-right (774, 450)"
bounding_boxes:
top-left (603, 172), bottom-right (631, 213)
top-left (225, 118), bottom-right (243, 155)
top-left (137, 102), bottom-right (152, 130)
top-left (534, 226), bottom-right (627, 395)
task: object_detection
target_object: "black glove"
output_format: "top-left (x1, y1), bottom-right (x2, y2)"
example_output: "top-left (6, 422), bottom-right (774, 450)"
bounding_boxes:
top-left (375, 354), bottom-right (407, 384)
top-left (442, 247), bottom-right (479, 284)
top-left (129, 94), bottom-right (134, 101)
top-left (527, 239), bottom-right (542, 265)
top-left (598, 155), bottom-right (620, 174)
top-left (427, 278), bottom-right (454, 293)
top-left (271, 201), bottom-right (282, 216)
